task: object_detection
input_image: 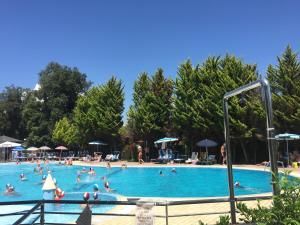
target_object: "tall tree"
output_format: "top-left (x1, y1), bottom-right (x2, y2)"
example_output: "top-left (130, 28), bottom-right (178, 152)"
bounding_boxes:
top-left (127, 69), bottom-right (173, 144)
top-left (52, 117), bottom-right (78, 146)
top-left (268, 46), bottom-right (300, 133)
top-left (173, 60), bottom-right (200, 151)
top-left (73, 76), bottom-right (124, 147)
top-left (23, 62), bottom-right (90, 146)
top-left (174, 56), bottom-right (262, 162)
top-left (0, 86), bottom-right (29, 139)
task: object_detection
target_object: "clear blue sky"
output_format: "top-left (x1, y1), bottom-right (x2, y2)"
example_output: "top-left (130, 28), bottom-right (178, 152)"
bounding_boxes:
top-left (0, 0), bottom-right (299, 117)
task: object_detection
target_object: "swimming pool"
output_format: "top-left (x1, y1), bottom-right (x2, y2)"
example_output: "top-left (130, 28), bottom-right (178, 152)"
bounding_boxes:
top-left (0, 163), bottom-right (272, 199)
top-left (0, 163), bottom-right (117, 224)
top-left (0, 163), bottom-right (273, 223)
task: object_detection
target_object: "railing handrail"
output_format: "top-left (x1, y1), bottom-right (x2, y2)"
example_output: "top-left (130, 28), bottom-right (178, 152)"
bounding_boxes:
top-left (0, 195), bottom-right (272, 206)
top-left (0, 195), bottom-right (273, 225)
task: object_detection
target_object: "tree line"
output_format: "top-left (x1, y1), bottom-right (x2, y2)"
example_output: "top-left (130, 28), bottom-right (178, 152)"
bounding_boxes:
top-left (0, 46), bottom-right (299, 162)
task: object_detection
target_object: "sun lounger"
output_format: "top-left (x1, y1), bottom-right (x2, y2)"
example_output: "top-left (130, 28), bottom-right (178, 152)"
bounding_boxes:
top-left (105, 154), bottom-right (113, 161)
top-left (197, 154), bottom-right (216, 165)
top-left (174, 154), bottom-right (187, 163)
top-left (111, 153), bottom-right (119, 161)
top-left (185, 152), bottom-right (198, 164)
top-left (265, 161), bottom-right (284, 168)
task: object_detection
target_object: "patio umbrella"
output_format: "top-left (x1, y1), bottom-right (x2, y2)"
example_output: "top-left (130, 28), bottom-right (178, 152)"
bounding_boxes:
top-left (0, 141), bottom-right (21, 148)
top-left (196, 139), bottom-right (218, 163)
top-left (12, 146), bottom-right (25, 151)
top-left (39, 146), bottom-right (51, 158)
top-left (55, 146), bottom-right (68, 161)
top-left (275, 133), bottom-right (300, 166)
top-left (89, 141), bottom-right (107, 155)
top-left (154, 137), bottom-right (178, 144)
top-left (26, 147), bottom-right (39, 151)
top-left (0, 141), bottom-right (21, 161)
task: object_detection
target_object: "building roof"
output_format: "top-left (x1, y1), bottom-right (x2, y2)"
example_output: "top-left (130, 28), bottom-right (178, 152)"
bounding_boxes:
top-left (0, 135), bottom-right (22, 144)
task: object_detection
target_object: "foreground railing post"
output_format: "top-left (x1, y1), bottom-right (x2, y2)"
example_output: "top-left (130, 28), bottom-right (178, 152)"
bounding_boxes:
top-left (165, 203), bottom-right (169, 225)
top-left (40, 202), bottom-right (45, 225)
top-left (223, 79), bottom-right (279, 224)
top-left (223, 99), bottom-right (237, 224)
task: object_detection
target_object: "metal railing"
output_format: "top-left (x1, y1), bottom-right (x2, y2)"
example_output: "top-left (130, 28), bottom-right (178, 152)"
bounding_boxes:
top-left (0, 195), bottom-right (272, 225)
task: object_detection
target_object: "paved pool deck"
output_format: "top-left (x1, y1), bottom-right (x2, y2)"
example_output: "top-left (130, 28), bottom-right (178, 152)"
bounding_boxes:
top-left (72, 161), bottom-right (300, 225)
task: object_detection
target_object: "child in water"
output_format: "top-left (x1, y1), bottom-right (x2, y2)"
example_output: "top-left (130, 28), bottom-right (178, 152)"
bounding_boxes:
top-left (88, 167), bottom-right (96, 175)
top-left (20, 173), bottom-right (27, 181)
top-left (5, 183), bottom-right (15, 195)
top-left (76, 171), bottom-right (81, 183)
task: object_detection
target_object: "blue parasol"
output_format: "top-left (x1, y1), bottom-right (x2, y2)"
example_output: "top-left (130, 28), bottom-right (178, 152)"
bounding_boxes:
top-left (275, 133), bottom-right (300, 166)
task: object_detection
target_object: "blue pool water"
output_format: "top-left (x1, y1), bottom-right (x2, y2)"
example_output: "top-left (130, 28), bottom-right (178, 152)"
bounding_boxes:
top-left (0, 163), bottom-right (272, 199)
top-left (0, 164), bottom-right (271, 225)
top-left (0, 163), bottom-right (273, 224)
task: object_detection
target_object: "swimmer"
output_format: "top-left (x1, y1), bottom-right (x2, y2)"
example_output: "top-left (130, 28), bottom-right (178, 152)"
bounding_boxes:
top-left (107, 162), bottom-right (111, 169)
top-left (20, 173), bottom-right (27, 181)
top-left (121, 163), bottom-right (127, 169)
top-left (39, 167), bottom-right (43, 175)
top-left (234, 181), bottom-right (243, 188)
top-left (93, 192), bottom-right (99, 200)
top-left (76, 171), bottom-right (81, 183)
top-left (46, 167), bottom-right (52, 173)
top-left (93, 184), bottom-right (99, 192)
top-left (103, 178), bottom-right (111, 192)
top-left (159, 170), bottom-right (164, 176)
top-left (171, 168), bottom-right (176, 173)
top-left (88, 167), bottom-right (96, 175)
top-left (42, 174), bottom-right (47, 183)
top-left (81, 167), bottom-right (87, 173)
top-left (5, 183), bottom-right (15, 194)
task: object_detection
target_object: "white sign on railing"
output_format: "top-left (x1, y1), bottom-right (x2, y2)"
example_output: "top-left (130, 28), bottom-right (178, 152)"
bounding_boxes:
top-left (136, 202), bottom-right (155, 225)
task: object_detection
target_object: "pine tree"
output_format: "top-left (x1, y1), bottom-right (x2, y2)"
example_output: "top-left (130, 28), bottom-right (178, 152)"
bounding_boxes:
top-left (173, 60), bottom-right (200, 151)
top-left (268, 46), bottom-right (300, 132)
top-left (127, 69), bottom-right (173, 145)
top-left (73, 76), bottom-right (124, 147)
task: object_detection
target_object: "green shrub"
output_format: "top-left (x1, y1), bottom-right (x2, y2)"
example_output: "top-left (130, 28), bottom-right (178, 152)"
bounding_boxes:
top-left (199, 215), bottom-right (230, 225)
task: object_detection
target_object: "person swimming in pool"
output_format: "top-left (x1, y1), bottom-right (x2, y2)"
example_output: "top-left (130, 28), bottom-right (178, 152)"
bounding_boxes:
top-left (20, 173), bottom-right (27, 181)
top-left (171, 168), bottom-right (176, 173)
top-left (107, 162), bottom-right (111, 169)
top-left (93, 184), bottom-right (100, 192)
top-left (88, 167), bottom-right (96, 175)
top-left (42, 174), bottom-right (47, 183)
top-left (4, 183), bottom-right (18, 196)
top-left (234, 181), bottom-right (245, 189)
top-left (93, 191), bottom-right (99, 201)
top-left (102, 178), bottom-right (114, 192)
top-left (81, 167), bottom-right (87, 173)
top-left (159, 170), bottom-right (164, 176)
top-left (76, 171), bottom-right (81, 183)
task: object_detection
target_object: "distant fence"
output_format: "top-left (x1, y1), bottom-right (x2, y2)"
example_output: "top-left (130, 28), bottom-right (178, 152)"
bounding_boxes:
top-left (0, 195), bottom-right (272, 225)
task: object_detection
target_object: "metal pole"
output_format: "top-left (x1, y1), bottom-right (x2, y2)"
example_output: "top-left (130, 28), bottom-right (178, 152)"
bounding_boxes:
top-left (262, 80), bottom-right (279, 195)
top-left (165, 203), bottom-right (169, 225)
top-left (223, 99), bottom-right (237, 224)
top-left (40, 202), bottom-right (45, 225)
top-left (286, 140), bottom-right (289, 166)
